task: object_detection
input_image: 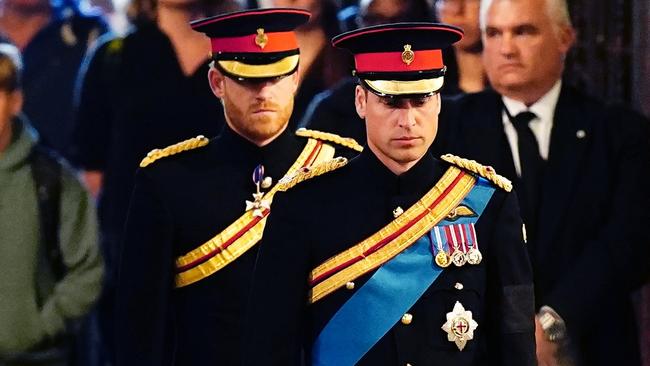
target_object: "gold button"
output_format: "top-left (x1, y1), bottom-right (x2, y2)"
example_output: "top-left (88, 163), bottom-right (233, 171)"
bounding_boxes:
top-left (345, 281), bottom-right (355, 290)
top-left (393, 206), bottom-right (404, 218)
top-left (406, 363), bottom-right (413, 366)
top-left (454, 282), bottom-right (464, 290)
top-left (401, 313), bottom-right (413, 325)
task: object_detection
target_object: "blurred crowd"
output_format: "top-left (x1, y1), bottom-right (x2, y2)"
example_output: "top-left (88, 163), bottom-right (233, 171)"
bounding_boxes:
top-left (0, 0), bottom-right (648, 365)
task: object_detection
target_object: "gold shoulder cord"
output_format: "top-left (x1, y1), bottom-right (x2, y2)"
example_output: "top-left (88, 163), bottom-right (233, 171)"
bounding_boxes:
top-left (140, 136), bottom-right (210, 168)
top-left (277, 156), bottom-right (348, 192)
top-left (440, 154), bottom-right (512, 192)
top-left (295, 128), bottom-right (363, 153)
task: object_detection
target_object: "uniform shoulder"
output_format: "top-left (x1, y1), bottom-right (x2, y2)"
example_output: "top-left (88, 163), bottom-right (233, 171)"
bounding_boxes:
top-left (139, 135), bottom-right (210, 168)
top-left (276, 156), bottom-right (349, 192)
top-left (295, 128), bottom-right (363, 153)
top-left (440, 153), bottom-right (512, 192)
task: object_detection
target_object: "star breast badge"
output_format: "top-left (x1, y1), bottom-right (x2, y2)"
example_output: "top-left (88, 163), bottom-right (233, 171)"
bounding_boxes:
top-left (441, 301), bottom-right (478, 351)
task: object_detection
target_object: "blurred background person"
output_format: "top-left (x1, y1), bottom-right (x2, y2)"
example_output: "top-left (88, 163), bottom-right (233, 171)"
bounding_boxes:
top-left (441, 0), bottom-right (650, 364)
top-left (69, 0), bottom-right (238, 363)
top-left (0, 0), bottom-right (109, 160)
top-left (300, 0), bottom-right (433, 144)
top-left (433, 0), bottom-right (487, 95)
top-left (0, 43), bottom-right (103, 366)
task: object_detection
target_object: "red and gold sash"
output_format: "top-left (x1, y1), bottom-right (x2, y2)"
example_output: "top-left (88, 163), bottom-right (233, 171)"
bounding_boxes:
top-left (309, 166), bottom-right (476, 303)
top-left (175, 138), bottom-right (340, 287)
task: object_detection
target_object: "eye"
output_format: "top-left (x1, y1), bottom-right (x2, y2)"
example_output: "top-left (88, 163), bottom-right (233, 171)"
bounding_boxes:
top-left (484, 27), bottom-right (500, 38)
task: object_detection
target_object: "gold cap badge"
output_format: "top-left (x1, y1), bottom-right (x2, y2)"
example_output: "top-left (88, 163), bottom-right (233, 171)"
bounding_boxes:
top-left (255, 28), bottom-right (268, 49)
top-left (401, 44), bottom-right (414, 65)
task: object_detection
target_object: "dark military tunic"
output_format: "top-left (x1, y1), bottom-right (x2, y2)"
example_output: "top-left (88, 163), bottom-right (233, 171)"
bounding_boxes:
top-left (244, 149), bottom-right (536, 365)
top-left (115, 126), bottom-right (357, 366)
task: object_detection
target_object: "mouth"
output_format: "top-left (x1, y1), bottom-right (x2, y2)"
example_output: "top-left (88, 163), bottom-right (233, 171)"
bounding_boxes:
top-left (394, 136), bottom-right (420, 141)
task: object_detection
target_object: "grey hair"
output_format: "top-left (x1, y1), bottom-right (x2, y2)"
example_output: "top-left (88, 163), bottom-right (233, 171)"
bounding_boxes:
top-left (479, 0), bottom-right (572, 32)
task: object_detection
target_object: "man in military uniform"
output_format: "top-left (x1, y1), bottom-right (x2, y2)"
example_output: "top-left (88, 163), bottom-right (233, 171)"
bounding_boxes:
top-left (114, 8), bottom-right (361, 366)
top-left (243, 23), bottom-right (536, 365)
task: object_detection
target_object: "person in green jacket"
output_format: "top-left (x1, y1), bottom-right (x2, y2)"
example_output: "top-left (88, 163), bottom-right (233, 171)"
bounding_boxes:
top-left (0, 43), bottom-right (103, 365)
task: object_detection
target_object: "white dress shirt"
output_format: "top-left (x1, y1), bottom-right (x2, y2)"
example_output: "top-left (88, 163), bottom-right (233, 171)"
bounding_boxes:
top-left (501, 80), bottom-right (562, 176)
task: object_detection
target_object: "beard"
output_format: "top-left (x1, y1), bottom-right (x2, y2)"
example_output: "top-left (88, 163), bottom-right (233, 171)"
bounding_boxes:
top-left (223, 96), bottom-right (294, 143)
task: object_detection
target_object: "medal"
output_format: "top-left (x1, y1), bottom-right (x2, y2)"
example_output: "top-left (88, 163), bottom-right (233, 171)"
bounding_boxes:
top-left (430, 227), bottom-right (451, 268)
top-left (245, 164), bottom-right (271, 217)
top-left (435, 251), bottom-right (451, 268)
top-left (448, 225), bottom-right (467, 267)
top-left (466, 248), bottom-right (482, 265)
top-left (441, 301), bottom-right (478, 351)
top-left (466, 223), bottom-right (482, 265)
top-left (451, 250), bottom-right (467, 267)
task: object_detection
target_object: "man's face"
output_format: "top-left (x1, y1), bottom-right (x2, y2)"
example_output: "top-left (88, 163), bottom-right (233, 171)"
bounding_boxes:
top-left (481, 0), bottom-right (574, 102)
top-left (435, 0), bottom-right (481, 51)
top-left (0, 90), bottom-right (22, 151)
top-left (209, 68), bottom-right (299, 145)
top-left (355, 86), bottom-right (441, 173)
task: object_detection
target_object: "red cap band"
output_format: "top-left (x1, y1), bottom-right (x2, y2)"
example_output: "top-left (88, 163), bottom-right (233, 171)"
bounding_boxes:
top-left (354, 49), bottom-right (444, 73)
top-left (211, 31), bottom-right (298, 53)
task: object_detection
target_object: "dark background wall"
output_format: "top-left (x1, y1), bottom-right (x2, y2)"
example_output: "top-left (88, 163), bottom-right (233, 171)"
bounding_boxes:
top-left (564, 0), bottom-right (649, 117)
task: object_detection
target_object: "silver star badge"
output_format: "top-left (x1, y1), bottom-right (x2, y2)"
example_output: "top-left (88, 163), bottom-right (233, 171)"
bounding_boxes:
top-left (441, 301), bottom-right (478, 351)
top-left (245, 193), bottom-right (271, 218)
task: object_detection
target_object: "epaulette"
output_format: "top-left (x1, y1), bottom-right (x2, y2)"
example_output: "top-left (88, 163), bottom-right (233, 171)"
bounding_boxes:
top-left (140, 136), bottom-right (210, 168)
top-left (295, 128), bottom-right (363, 152)
top-left (277, 157), bottom-right (348, 192)
top-left (440, 153), bottom-right (512, 192)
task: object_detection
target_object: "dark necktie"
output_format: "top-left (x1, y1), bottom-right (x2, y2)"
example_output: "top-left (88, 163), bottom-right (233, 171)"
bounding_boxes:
top-left (510, 111), bottom-right (544, 236)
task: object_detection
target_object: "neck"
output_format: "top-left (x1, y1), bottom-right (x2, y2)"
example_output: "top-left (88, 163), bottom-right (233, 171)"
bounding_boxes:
top-left (454, 47), bottom-right (485, 93)
top-left (0, 4), bottom-right (51, 49)
top-left (227, 121), bottom-right (289, 148)
top-left (368, 143), bottom-right (420, 176)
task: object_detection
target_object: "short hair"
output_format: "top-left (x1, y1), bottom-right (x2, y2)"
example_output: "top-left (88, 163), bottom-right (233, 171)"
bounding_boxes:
top-left (0, 43), bottom-right (22, 92)
top-left (479, 0), bottom-right (572, 32)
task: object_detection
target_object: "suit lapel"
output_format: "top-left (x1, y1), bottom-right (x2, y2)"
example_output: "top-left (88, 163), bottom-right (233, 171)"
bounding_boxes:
top-left (535, 86), bottom-right (590, 248)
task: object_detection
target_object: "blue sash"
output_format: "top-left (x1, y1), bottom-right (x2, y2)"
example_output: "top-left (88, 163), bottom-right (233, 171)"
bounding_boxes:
top-left (312, 178), bottom-right (495, 366)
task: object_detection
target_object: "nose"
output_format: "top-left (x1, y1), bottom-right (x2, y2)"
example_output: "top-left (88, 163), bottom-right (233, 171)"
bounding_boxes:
top-left (255, 79), bottom-right (276, 100)
top-left (499, 33), bottom-right (517, 58)
top-left (396, 108), bottom-right (416, 129)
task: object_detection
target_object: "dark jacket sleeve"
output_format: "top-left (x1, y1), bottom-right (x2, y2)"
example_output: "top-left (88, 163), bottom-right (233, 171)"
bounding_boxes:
top-left (242, 191), bottom-right (311, 366)
top-left (544, 108), bottom-right (650, 333)
top-left (115, 169), bottom-right (175, 366)
top-left (486, 190), bottom-right (536, 366)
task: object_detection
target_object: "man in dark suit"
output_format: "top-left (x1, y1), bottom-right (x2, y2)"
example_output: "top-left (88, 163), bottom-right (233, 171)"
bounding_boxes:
top-left (114, 8), bottom-right (361, 366)
top-left (243, 22), bottom-right (536, 366)
top-left (440, 0), bottom-right (650, 365)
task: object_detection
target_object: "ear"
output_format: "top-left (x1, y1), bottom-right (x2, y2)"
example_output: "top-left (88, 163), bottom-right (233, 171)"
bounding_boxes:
top-left (354, 85), bottom-right (367, 119)
top-left (208, 66), bottom-right (226, 98)
top-left (557, 24), bottom-right (576, 54)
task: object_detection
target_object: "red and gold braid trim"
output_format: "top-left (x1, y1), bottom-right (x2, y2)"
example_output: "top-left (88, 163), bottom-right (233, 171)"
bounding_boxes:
top-left (174, 138), bottom-right (334, 288)
top-left (309, 166), bottom-right (476, 304)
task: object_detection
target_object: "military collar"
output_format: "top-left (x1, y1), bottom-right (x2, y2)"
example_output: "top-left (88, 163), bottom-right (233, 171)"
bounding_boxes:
top-left (354, 147), bottom-right (445, 197)
top-left (215, 124), bottom-right (304, 178)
